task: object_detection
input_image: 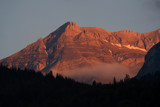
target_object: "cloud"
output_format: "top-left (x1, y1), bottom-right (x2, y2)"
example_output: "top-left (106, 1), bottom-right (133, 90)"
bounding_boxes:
top-left (51, 63), bottom-right (132, 84)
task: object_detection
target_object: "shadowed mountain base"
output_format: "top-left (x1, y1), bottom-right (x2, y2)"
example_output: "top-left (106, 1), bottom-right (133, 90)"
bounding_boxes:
top-left (1, 65), bottom-right (160, 107)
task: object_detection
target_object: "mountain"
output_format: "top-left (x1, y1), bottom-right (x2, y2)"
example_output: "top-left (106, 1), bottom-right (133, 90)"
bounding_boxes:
top-left (136, 42), bottom-right (160, 80)
top-left (0, 21), bottom-right (160, 83)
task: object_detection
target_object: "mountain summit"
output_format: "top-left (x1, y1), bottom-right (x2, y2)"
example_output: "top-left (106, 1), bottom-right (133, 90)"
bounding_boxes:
top-left (56, 21), bottom-right (81, 33)
top-left (0, 22), bottom-right (160, 83)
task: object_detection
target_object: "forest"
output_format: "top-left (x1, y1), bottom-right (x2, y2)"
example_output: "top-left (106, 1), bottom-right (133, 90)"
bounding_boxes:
top-left (0, 65), bottom-right (160, 107)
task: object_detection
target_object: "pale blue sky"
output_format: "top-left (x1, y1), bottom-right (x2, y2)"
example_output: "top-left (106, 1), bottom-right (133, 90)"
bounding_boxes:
top-left (0, 0), bottom-right (160, 59)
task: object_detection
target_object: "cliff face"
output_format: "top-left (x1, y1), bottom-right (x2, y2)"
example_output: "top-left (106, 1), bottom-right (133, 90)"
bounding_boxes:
top-left (0, 37), bottom-right (48, 71)
top-left (0, 21), bottom-right (160, 81)
top-left (136, 42), bottom-right (160, 80)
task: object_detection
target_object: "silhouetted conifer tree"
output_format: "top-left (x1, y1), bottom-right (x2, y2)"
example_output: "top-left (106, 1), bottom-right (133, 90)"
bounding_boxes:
top-left (124, 74), bottom-right (130, 82)
top-left (113, 77), bottom-right (117, 85)
top-left (92, 80), bottom-right (97, 86)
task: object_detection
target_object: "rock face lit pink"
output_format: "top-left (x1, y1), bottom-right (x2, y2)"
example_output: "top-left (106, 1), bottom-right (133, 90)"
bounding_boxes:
top-left (0, 21), bottom-right (160, 83)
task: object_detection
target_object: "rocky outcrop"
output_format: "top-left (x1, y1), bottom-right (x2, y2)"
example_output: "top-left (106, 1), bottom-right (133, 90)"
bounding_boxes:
top-left (136, 42), bottom-right (160, 80)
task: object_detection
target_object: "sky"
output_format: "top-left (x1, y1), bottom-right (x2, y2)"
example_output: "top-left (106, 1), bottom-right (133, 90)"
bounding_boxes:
top-left (0, 0), bottom-right (160, 59)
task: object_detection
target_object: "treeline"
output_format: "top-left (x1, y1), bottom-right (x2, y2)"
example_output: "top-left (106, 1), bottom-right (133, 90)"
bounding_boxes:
top-left (0, 65), bottom-right (160, 107)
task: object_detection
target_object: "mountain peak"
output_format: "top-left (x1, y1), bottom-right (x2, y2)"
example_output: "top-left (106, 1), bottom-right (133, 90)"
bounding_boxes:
top-left (157, 29), bottom-right (160, 33)
top-left (64, 21), bottom-right (80, 30)
top-left (1, 22), bottom-right (160, 83)
top-left (37, 37), bottom-right (43, 41)
top-left (57, 21), bottom-right (81, 33)
top-left (66, 21), bottom-right (78, 26)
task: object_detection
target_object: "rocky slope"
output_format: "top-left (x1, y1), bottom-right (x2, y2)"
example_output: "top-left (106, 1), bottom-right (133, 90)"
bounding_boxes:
top-left (136, 42), bottom-right (160, 80)
top-left (0, 21), bottom-right (160, 83)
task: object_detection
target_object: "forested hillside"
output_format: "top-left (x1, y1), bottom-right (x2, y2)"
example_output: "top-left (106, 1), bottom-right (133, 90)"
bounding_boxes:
top-left (0, 65), bottom-right (160, 107)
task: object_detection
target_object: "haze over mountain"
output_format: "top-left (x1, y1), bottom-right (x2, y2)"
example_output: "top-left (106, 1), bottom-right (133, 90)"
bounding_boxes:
top-left (0, 21), bottom-right (160, 83)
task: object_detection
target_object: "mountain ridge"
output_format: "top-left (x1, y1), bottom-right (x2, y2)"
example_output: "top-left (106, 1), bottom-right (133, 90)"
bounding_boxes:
top-left (0, 21), bottom-right (160, 83)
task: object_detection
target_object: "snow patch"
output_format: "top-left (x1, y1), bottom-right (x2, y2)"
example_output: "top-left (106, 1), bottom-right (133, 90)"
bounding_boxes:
top-left (123, 45), bottom-right (147, 52)
top-left (103, 39), bottom-right (121, 48)
top-left (43, 43), bottom-right (48, 55)
top-left (109, 49), bottom-right (112, 55)
top-left (111, 43), bottom-right (122, 47)
top-left (115, 44), bottom-right (122, 47)
top-left (104, 40), bottom-right (108, 43)
top-left (43, 44), bottom-right (46, 49)
top-left (103, 39), bottom-right (146, 52)
top-left (45, 50), bottom-right (48, 55)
